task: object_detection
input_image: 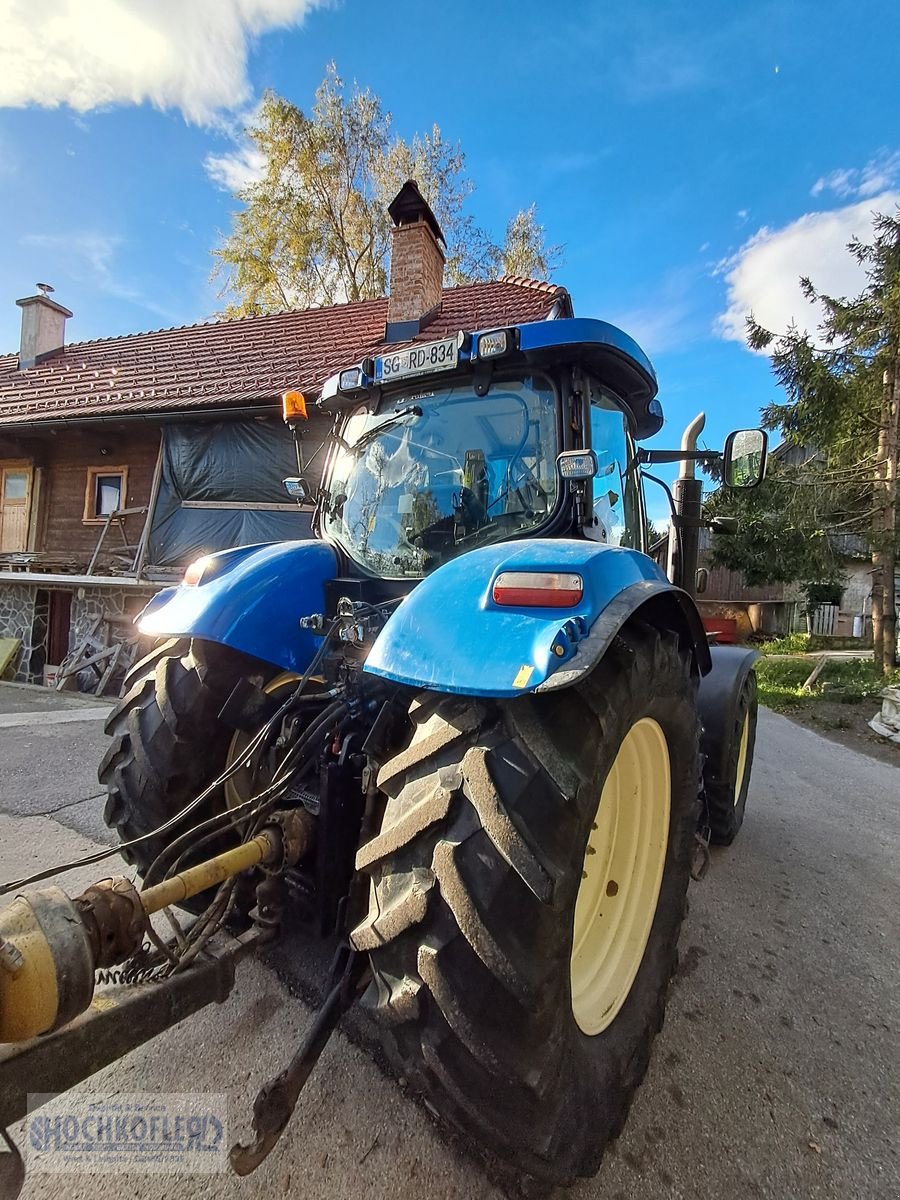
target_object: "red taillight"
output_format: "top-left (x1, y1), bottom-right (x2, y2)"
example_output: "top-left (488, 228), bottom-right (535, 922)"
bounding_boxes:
top-left (182, 555), bottom-right (212, 587)
top-left (492, 571), bottom-right (583, 608)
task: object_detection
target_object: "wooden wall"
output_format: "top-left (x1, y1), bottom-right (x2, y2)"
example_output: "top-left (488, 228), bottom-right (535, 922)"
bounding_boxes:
top-left (1, 409), bottom-right (335, 570)
top-left (701, 563), bottom-right (787, 603)
top-left (0, 424), bottom-right (161, 562)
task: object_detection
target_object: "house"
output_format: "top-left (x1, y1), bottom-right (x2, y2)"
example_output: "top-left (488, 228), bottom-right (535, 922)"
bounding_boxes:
top-left (693, 544), bottom-right (797, 642)
top-left (0, 184), bottom-right (571, 685)
top-left (696, 539), bottom-right (886, 643)
top-left (649, 530), bottom-right (873, 644)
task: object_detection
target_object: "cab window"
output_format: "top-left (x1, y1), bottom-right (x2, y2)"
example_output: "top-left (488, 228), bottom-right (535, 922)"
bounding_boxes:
top-left (587, 383), bottom-right (643, 550)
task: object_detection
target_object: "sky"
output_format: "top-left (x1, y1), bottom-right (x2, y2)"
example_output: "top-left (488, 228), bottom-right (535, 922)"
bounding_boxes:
top-left (1, 0), bottom-right (899, 522)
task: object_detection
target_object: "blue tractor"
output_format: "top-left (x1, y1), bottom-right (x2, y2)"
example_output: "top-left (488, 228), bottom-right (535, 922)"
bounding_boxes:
top-left (91, 316), bottom-right (766, 1187)
top-left (0, 317), bottom-right (764, 1192)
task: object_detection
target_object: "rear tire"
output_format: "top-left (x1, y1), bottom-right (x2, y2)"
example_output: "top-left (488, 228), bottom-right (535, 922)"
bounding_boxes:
top-left (352, 624), bottom-right (700, 1186)
top-left (704, 670), bottom-right (757, 846)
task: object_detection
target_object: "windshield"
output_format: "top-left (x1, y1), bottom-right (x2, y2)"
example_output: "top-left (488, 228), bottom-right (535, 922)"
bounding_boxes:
top-left (323, 375), bottom-right (559, 577)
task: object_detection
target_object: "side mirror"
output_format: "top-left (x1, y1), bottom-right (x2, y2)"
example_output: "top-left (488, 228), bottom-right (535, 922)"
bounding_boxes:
top-left (723, 429), bottom-right (768, 489)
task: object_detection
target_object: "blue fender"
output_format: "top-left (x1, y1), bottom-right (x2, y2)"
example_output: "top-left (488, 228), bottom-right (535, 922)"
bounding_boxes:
top-left (364, 539), bottom-right (710, 698)
top-left (137, 541), bottom-right (338, 674)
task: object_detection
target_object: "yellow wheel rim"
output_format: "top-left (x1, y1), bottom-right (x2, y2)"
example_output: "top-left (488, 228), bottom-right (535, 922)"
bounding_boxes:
top-left (733, 712), bottom-right (751, 807)
top-left (570, 717), bottom-right (671, 1036)
top-left (224, 672), bottom-right (306, 810)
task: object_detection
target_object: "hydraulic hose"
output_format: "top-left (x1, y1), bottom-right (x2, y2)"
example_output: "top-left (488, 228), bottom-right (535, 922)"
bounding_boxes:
top-left (141, 696), bottom-right (352, 890)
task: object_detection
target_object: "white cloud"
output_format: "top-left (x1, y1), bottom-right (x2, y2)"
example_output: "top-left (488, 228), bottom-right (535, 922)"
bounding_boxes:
top-left (20, 232), bottom-right (176, 320)
top-left (811, 150), bottom-right (900, 200)
top-left (22, 232), bottom-right (121, 284)
top-left (716, 192), bottom-right (900, 344)
top-left (205, 144), bottom-right (267, 192)
top-left (608, 266), bottom-right (706, 356)
top-left (610, 302), bottom-right (692, 356)
top-left (622, 43), bottom-right (707, 101)
top-left (810, 167), bottom-right (855, 200)
top-left (0, 0), bottom-right (323, 125)
top-left (542, 150), bottom-right (604, 176)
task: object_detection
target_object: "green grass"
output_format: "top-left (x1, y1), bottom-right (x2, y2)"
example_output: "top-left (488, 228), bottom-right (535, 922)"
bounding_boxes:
top-left (756, 655), bottom-right (900, 712)
top-left (754, 632), bottom-right (812, 656)
top-left (755, 657), bottom-right (814, 709)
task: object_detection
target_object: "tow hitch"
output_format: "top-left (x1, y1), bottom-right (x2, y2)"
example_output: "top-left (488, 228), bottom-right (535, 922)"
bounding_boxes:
top-left (231, 944), bottom-right (370, 1173)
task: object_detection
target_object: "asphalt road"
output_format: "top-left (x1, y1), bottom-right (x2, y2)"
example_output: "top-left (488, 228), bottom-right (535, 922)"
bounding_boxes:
top-left (0, 681), bottom-right (897, 1200)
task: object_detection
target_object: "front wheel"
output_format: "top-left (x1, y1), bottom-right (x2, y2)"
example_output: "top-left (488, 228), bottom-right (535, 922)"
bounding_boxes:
top-left (98, 639), bottom-right (272, 909)
top-left (352, 624), bottom-right (700, 1186)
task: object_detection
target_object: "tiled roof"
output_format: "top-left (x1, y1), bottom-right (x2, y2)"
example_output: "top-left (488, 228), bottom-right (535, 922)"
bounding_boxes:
top-left (0, 277), bottom-right (570, 427)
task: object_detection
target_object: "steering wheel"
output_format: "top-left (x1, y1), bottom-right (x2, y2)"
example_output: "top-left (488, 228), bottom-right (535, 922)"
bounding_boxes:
top-left (407, 487), bottom-right (487, 547)
top-left (453, 486), bottom-right (488, 526)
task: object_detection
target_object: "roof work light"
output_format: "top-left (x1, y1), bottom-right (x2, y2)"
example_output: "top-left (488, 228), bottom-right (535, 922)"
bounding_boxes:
top-left (477, 329), bottom-right (514, 359)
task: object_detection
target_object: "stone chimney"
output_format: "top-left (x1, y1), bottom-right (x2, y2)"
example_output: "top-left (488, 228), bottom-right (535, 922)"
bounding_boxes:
top-left (16, 288), bottom-right (73, 369)
top-left (385, 180), bottom-right (446, 342)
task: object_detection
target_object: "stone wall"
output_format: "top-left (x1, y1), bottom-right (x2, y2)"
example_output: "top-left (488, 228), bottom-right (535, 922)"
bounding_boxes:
top-left (69, 586), bottom-right (156, 654)
top-left (1, 581), bottom-right (158, 686)
top-left (0, 583), bottom-right (38, 682)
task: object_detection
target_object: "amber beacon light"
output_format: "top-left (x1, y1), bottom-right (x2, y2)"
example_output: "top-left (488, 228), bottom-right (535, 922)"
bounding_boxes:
top-left (282, 390), bottom-right (308, 422)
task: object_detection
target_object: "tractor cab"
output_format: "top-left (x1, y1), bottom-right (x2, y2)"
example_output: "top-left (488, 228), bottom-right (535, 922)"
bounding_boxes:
top-left (289, 318), bottom-right (665, 582)
top-left (285, 316), bottom-right (767, 602)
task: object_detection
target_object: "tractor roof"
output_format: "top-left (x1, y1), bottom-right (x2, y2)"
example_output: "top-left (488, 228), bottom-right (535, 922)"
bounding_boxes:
top-left (322, 316), bottom-right (662, 440)
top-left (516, 318), bottom-right (660, 439)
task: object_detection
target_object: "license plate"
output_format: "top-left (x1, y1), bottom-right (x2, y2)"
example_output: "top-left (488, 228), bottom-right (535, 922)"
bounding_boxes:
top-left (375, 337), bottom-right (458, 384)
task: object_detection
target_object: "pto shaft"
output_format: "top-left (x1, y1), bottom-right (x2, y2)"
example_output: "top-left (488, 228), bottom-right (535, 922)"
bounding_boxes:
top-left (0, 811), bottom-right (311, 1043)
top-left (139, 830), bottom-right (278, 914)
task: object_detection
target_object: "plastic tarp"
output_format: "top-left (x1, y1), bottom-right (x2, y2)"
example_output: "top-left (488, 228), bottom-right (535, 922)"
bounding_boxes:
top-left (148, 419), bottom-right (312, 567)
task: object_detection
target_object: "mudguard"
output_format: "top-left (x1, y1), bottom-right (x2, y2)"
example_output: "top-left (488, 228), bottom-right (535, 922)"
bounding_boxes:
top-left (697, 643), bottom-right (759, 769)
top-left (364, 539), bottom-right (711, 698)
top-left (137, 540), bottom-right (338, 674)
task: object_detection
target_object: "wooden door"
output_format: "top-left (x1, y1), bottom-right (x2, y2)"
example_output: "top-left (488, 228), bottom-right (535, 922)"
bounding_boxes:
top-left (47, 591), bottom-right (73, 664)
top-left (0, 462), bottom-right (33, 552)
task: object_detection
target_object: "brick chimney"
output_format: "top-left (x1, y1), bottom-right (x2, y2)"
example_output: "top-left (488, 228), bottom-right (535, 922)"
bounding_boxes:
top-left (16, 288), bottom-right (73, 369)
top-left (385, 180), bottom-right (446, 342)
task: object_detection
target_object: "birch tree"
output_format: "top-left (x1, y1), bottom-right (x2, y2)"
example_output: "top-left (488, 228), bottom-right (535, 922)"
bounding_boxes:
top-left (213, 65), bottom-right (560, 315)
